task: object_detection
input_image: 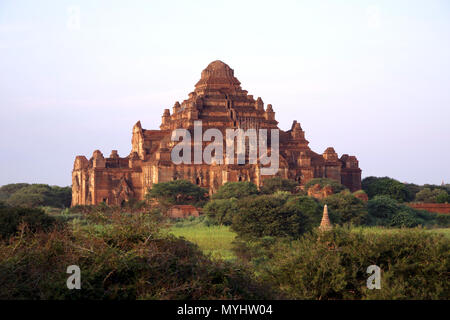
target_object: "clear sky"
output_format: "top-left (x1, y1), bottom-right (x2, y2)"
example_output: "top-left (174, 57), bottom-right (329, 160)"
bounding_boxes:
top-left (0, 0), bottom-right (449, 187)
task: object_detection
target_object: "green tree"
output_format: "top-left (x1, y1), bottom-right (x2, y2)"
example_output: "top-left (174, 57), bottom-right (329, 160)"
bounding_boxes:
top-left (323, 191), bottom-right (368, 225)
top-left (146, 180), bottom-right (208, 205)
top-left (0, 209), bottom-right (273, 300)
top-left (0, 183), bottom-right (29, 201)
top-left (389, 210), bottom-right (420, 228)
top-left (366, 195), bottom-right (437, 227)
top-left (284, 195), bottom-right (323, 230)
top-left (366, 195), bottom-right (403, 226)
top-left (415, 188), bottom-right (449, 203)
top-left (5, 184), bottom-right (71, 208)
top-left (0, 207), bottom-right (57, 239)
top-left (212, 181), bottom-right (259, 200)
top-left (362, 176), bottom-right (413, 202)
top-left (436, 191), bottom-right (450, 203)
top-left (231, 195), bottom-right (311, 238)
top-left (404, 183), bottom-right (421, 199)
top-left (260, 177), bottom-right (298, 194)
top-left (203, 198), bottom-right (239, 225)
top-left (242, 228), bottom-right (450, 299)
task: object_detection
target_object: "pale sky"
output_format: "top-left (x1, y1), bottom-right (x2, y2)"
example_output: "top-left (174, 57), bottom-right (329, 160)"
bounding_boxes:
top-left (1, 0), bottom-right (449, 187)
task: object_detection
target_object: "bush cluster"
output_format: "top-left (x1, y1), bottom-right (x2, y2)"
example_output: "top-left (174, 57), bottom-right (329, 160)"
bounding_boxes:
top-left (0, 208), bottom-right (271, 300)
top-left (0, 183), bottom-right (71, 208)
top-left (146, 180), bottom-right (208, 206)
top-left (362, 176), bottom-right (413, 202)
top-left (204, 181), bottom-right (447, 239)
top-left (234, 227), bottom-right (450, 299)
top-left (366, 195), bottom-right (438, 227)
top-left (0, 206), bottom-right (58, 239)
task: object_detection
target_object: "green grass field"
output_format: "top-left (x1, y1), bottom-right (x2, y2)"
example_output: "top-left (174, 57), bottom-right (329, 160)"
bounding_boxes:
top-left (428, 228), bottom-right (450, 237)
top-left (169, 218), bottom-right (450, 261)
top-left (170, 219), bottom-right (237, 261)
top-left (351, 225), bottom-right (450, 238)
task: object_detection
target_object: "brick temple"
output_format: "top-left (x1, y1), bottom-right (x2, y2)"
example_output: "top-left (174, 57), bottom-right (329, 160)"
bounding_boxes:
top-left (71, 60), bottom-right (361, 206)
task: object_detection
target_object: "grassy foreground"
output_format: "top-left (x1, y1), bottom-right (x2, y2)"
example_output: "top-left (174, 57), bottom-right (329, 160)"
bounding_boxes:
top-left (170, 218), bottom-right (236, 261)
top-left (170, 218), bottom-right (450, 262)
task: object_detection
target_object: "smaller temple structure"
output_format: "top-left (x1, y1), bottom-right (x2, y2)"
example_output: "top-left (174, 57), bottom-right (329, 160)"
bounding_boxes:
top-left (319, 204), bottom-right (333, 231)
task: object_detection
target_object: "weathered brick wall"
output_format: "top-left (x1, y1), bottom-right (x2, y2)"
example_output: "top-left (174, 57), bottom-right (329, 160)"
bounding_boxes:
top-left (407, 203), bottom-right (450, 214)
top-left (167, 205), bottom-right (200, 218)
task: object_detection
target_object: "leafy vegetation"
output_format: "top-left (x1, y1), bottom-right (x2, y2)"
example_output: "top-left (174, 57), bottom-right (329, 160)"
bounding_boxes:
top-left (362, 176), bottom-right (414, 202)
top-left (146, 180), bottom-right (208, 206)
top-left (0, 183), bottom-right (71, 208)
top-left (0, 206), bottom-right (59, 239)
top-left (233, 227), bottom-right (449, 299)
top-left (0, 183), bottom-right (30, 201)
top-left (260, 177), bottom-right (298, 194)
top-left (0, 206), bottom-right (271, 299)
top-left (415, 187), bottom-right (449, 203)
top-left (231, 194), bottom-right (314, 238)
top-left (212, 181), bottom-right (259, 199)
top-left (324, 191), bottom-right (368, 225)
top-left (1, 179), bottom-right (449, 300)
top-left (366, 195), bottom-right (438, 227)
top-left (203, 198), bottom-right (239, 225)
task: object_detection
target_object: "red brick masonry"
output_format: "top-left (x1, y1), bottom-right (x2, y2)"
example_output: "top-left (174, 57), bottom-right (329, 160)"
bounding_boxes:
top-left (167, 205), bottom-right (200, 218)
top-left (407, 203), bottom-right (450, 214)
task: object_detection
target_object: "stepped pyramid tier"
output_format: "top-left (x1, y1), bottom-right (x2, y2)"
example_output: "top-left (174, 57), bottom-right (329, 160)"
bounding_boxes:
top-left (160, 59), bottom-right (278, 132)
top-left (71, 61), bottom-right (362, 206)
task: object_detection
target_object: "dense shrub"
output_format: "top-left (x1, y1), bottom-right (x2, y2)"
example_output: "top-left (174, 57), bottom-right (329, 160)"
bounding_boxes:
top-left (436, 214), bottom-right (450, 227)
top-left (323, 191), bottom-right (368, 225)
top-left (283, 195), bottom-right (323, 229)
top-left (0, 183), bottom-right (29, 201)
top-left (403, 183), bottom-right (422, 199)
top-left (260, 177), bottom-right (298, 194)
top-left (146, 180), bottom-right (208, 206)
top-left (366, 195), bottom-right (437, 227)
top-left (0, 207), bottom-right (58, 239)
top-left (362, 176), bottom-right (413, 202)
top-left (121, 198), bottom-right (148, 210)
top-left (415, 188), bottom-right (449, 203)
top-left (203, 198), bottom-right (239, 225)
top-left (0, 211), bottom-right (272, 299)
top-left (366, 195), bottom-right (401, 225)
top-left (212, 181), bottom-right (259, 200)
top-left (235, 227), bottom-right (450, 299)
top-left (436, 192), bottom-right (450, 203)
top-left (1, 184), bottom-right (71, 208)
top-left (388, 210), bottom-right (420, 228)
top-left (231, 195), bottom-right (312, 238)
top-left (304, 178), bottom-right (347, 194)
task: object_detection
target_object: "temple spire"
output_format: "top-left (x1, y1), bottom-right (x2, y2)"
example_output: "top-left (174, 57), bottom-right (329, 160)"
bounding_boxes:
top-left (194, 60), bottom-right (242, 94)
top-left (319, 204), bottom-right (332, 231)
